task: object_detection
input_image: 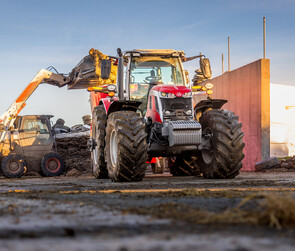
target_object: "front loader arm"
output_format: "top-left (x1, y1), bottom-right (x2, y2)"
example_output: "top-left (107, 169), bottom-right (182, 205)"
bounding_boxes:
top-left (0, 69), bottom-right (70, 143)
top-left (1, 48), bottom-right (115, 144)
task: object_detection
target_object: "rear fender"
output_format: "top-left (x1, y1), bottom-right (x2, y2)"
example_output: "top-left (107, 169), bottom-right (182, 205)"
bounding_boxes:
top-left (100, 99), bottom-right (142, 116)
top-left (194, 99), bottom-right (227, 120)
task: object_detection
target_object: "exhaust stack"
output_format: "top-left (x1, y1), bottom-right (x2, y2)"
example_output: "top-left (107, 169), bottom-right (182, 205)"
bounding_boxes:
top-left (117, 48), bottom-right (124, 100)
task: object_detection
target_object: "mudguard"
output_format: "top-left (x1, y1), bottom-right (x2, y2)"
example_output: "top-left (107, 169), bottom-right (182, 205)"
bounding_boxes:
top-left (194, 99), bottom-right (227, 115)
top-left (99, 99), bottom-right (142, 116)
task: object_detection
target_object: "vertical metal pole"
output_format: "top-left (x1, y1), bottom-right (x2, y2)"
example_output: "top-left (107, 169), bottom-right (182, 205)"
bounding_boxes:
top-left (228, 37), bottom-right (230, 72)
top-left (222, 53), bottom-right (224, 74)
top-left (263, 17), bottom-right (266, 59)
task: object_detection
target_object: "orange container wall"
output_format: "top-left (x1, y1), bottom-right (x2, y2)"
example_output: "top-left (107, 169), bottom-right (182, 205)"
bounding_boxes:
top-left (199, 59), bottom-right (270, 171)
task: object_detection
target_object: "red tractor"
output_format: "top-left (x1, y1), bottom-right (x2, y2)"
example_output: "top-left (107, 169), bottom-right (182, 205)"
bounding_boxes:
top-left (70, 48), bottom-right (245, 182)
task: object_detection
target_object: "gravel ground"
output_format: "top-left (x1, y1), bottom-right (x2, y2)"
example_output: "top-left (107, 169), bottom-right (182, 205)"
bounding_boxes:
top-left (0, 172), bottom-right (294, 251)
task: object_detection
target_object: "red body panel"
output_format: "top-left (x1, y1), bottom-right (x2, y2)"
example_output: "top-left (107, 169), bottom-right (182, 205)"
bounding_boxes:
top-left (148, 158), bottom-right (157, 164)
top-left (146, 85), bottom-right (191, 124)
top-left (90, 91), bottom-right (119, 114)
top-left (90, 92), bottom-right (109, 112)
top-left (152, 85), bottom-right (191, 96)
top-left (146, 95), bottom-right (162, 123)
top-left (100, 98), bottom-right (113, 113)
top-left (90, 92), bottom-right (112, 137)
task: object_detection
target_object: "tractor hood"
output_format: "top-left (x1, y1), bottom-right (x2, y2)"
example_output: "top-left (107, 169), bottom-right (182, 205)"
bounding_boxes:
top-left (151, 85), bottom-right (191, 97)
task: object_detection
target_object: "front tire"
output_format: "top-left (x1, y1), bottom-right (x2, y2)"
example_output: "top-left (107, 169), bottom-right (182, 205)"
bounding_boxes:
top-left (197, 109), bottom-right (245, 179)
top-left (40, 153), bottom-right (65, 177)
top-left (105, 111), bottom-right (148, 182)
top-left (91, 105), bottom-right (108, 179)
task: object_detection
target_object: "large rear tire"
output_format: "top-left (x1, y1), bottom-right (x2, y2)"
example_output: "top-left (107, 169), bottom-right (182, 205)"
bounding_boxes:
top-left (91, 105), bottom-right (108, 179)
top-left (168, 157), bottom-right (201, 176)
top-left (197, 109), bottom-right (245, 179)
top-left (105, 111), bottom-right (148, 182)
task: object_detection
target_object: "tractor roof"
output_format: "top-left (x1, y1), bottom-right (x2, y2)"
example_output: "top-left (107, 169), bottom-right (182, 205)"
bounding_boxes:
top-left (125, 49), bottom-right (185, 57)
top-left (21, 115), bottom-right (54, 119)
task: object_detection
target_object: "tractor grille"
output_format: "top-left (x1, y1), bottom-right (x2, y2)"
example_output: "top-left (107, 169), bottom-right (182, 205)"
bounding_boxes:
top-left (160, 97), bottom-right (192, 110)
top-left (160, 97), bottom-right (193, 121)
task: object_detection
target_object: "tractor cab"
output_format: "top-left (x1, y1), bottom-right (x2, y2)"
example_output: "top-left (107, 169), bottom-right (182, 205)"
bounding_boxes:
top-left (125, 49), bottom-right (188, 115)
top-left (125, 50), bottom-right (194, 124)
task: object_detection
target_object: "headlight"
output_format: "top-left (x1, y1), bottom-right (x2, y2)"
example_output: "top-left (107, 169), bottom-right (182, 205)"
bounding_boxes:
top-left (161, 92), bottom-right (176, 98)
top-left (107, 84), bottom-right (116, 91)
top-left (164, 110), bottom-right (171, 116)
top-left (205, 83), bottom-right (214, 90)
top-left (185, 110), bottom-right (192, 115)
top-left (167, 93), bottom-right (175, 98)
top-left (161, 92), bottom-right (168, 97)
top-left (182, 92), bottom-right (192, 98)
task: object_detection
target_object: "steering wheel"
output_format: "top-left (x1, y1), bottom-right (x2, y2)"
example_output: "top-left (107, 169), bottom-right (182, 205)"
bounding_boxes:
top-left (145, 76), bottom-right (161, 82)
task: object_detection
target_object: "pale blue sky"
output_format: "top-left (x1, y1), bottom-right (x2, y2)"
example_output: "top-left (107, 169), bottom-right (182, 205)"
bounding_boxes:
top-left (0, 0), bottom-right (294, 125)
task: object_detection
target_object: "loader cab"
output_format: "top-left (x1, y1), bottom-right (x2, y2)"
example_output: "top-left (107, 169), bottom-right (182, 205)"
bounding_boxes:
top-left (17, 115), bottom-right (55, 171)
top-left (125, 49), bottom-right (187, 115)
top-left (18, 115), bottom-right (53, 148)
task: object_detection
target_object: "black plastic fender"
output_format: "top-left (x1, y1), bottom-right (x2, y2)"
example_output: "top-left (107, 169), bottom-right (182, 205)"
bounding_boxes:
top-left (106, 100), bottom-right (142, 116)
top-left (194, 99), bottom-right (227, 119)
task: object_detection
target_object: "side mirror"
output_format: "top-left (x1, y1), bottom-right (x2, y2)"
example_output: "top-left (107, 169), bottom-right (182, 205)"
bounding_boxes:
top-left (200, 58), bottom-right (212, 79)
top-left (101, 59), bottom-right (112, 79)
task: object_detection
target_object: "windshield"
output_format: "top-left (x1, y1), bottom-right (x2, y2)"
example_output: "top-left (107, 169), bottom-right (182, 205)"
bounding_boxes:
top-left (130, 56), bottom-right (184, 86)
top-left (20, 117), bottom-right (51, 146)
top-left (129, 56), bottom-right (184, 113)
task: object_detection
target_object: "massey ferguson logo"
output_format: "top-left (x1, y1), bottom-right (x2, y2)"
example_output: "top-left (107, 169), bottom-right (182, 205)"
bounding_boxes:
top-left (176, 92), bottom-right (182, 97)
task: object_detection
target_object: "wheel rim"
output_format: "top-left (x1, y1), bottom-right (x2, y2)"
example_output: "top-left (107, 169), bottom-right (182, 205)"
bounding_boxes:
top-left (110, 129), bottom-right (118, 167)
top-left (92, 125), bottom-right (98, 166)
top-left (93, 137), bottom-right (98, 166)
top-left (46, 158), bottom-right (60, 172)
top-left (8, 160), bottom-right (21, 174)
top-left (202, 127), bottom-right (214, 164)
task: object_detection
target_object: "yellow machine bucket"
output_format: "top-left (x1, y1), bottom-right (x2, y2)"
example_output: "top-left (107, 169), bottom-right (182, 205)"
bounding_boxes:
top-left (67, 48), bottom-right (118, 90)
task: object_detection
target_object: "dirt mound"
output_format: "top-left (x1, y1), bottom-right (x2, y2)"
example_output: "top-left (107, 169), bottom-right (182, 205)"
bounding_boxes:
top-left (55, 132), bottom-right (91, 176)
